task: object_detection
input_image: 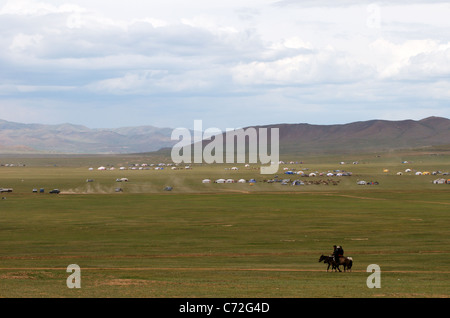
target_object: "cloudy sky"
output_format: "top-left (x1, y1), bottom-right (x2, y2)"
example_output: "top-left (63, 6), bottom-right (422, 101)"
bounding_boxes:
top-left (1, 0), bottom-right (450, 129)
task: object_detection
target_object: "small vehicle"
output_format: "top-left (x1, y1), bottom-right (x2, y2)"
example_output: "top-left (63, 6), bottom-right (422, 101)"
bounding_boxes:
top-left (49, 189), bottom-right (60, 194)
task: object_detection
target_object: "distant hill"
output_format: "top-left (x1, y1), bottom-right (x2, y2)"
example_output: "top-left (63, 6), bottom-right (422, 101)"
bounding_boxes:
top-left (1, 117), bottom-right (449, 155)
top-left (261, 116), bottom-right (450, 155)
top-left (0, 119), bottom-right (176, 154)
top-left (165, 116), bottom-right (450, 157)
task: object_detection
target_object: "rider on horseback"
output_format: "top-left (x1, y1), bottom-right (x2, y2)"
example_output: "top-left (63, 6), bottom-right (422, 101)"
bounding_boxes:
top-left (333, 245), bottom-right (344, 265)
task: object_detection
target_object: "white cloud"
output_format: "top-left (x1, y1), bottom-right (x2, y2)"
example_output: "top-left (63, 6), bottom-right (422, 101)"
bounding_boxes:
top-left (233, 44), bottom-right (375, 86)
top-left (0, 0), bottom-right (85, 16)
top-left (0, 0), bottom-right (449, 127)
top-left (274, 0), bottom-right (450, 7)
top-left (9, 33), bottom-right (43, 53)
top-left (367, 38), bottom-right (450, 79)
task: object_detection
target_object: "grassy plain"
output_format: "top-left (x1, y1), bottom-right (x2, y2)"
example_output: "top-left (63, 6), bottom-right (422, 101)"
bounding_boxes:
top-left (0, 150), bottom-right (449, 298)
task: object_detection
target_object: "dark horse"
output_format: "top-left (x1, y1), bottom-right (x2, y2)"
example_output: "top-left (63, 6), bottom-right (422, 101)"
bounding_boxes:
top-left (318, 255), bottom-right (340, 272)
top-left (319, 255), bottom-right (353, 272)
top-left (337, 256), bottom-right (353, 272)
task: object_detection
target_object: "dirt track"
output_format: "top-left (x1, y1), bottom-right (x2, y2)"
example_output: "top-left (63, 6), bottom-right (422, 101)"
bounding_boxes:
top-left (0, 249), bottom-right (448, 261)
top-left (0, 267), bottom-right (449, 274)
top-left (1, 250), bottom-right (449, 274)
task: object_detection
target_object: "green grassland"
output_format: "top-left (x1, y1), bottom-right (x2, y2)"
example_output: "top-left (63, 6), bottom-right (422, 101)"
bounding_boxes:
top-left (0, 150), bottom-right (449, 298)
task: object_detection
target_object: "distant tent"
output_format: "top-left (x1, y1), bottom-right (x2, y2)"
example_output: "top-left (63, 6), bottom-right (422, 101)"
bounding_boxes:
top-left (423, 171), bottom-right (431, 175)
top-left (164, 186), bottom-right (173, 191)
top-left (433, 179), bottom-right (446, 184)
top-left (97, 166), bottom-right (106, 171)
top-left (238, 179), bottom-right (246, 183)
top-left (88, 167), bottom-right (94, 171)
top-left (215, 179), bottom-right (226, 183)
top-left (202, 179), bottom-right (211, 184)
top-left (415, 172), bottom-right (423, 175)
top-left (327, 173), bottom-right (334, 177)
top-left (309, 173), bottom-right (317, 177)
top-left (397, 172), bottom-right (403, 175)
top-left (357, 181), bottom-right (366, 185)
top-left (226, 179), bottom-right (235, 183)
top-left (383, 169), bottom-right (389, 173)
top-left (249, 179), bottom-right (256, 183)
top-left (405, 168), bottom-right (412, 172)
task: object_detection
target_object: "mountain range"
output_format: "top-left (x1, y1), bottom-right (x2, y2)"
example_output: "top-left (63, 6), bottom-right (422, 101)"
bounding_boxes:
top-left (263, 116), bottom-right (450, 154)
top-left (0, 116), bottom-right (449, 155)
top-left (0, 119), bottom-right (174, 154)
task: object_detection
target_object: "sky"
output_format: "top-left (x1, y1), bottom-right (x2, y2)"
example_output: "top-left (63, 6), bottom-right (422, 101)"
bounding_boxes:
top-left (1, 0), bottom-right (450, 130)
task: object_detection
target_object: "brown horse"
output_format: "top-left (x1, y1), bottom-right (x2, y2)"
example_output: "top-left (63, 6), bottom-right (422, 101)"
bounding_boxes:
top-left (318, 255), bottom-right (340, 272)
top-left (336, 256), bottom-right (353, 272)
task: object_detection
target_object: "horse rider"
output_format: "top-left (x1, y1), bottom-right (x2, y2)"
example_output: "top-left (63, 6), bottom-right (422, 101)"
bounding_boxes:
top-left (333, 245), bottom-right (344, 265)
